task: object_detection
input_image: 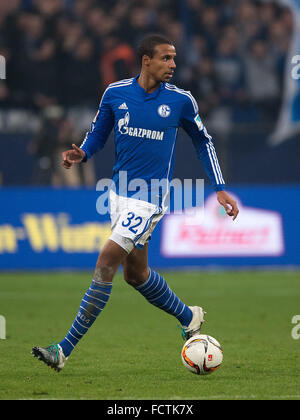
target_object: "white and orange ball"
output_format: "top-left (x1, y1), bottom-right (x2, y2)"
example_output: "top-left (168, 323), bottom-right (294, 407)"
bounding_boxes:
top-left (181, 334), bottom-right (223, 375)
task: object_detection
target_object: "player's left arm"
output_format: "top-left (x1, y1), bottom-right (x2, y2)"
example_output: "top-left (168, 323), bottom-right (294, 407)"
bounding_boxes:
top-left (180, 95), bottom-right (239, 220)
top-left (216, 190), bottom-right (239, 221)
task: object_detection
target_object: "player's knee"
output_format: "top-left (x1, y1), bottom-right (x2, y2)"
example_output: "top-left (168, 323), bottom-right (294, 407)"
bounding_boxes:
top-left (94, 264), bottom-right (114, 284)
top-left (123, 266), bottom-right (148, 287)
top-left (124, 272), bottom-right (140, 287)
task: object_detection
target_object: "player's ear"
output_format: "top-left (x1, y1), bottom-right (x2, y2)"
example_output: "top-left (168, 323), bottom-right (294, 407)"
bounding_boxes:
top-left (142, 54), bottom-right (151, 67)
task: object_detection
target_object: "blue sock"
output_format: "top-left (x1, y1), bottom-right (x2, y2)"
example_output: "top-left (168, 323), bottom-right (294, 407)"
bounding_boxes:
top-left (135, 269), bottom-right (193, 326)
top-left (59, 279), bottom-right (112, 357)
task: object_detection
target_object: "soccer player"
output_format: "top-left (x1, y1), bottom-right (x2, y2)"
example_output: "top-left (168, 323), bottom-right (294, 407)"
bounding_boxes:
top-left (32, 35), bottom-right (239, 371)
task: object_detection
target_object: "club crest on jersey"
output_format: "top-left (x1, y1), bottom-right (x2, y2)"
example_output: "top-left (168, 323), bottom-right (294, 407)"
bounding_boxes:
top-left (118, 112), bottom-right (164, 140)
top-left (158, 104), bottom-right (171, 118)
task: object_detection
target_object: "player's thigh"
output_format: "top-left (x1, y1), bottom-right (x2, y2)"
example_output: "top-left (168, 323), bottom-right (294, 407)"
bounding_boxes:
top-left (122, 243), bottom-right (149, 286)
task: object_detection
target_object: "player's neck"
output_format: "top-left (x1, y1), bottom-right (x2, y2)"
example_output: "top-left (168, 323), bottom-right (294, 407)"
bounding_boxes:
top-left (137, 72), bottom-right (161, 94)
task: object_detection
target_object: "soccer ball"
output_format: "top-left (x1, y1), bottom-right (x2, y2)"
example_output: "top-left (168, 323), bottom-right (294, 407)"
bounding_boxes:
top-left (181, 334), bottom-right (223, 375)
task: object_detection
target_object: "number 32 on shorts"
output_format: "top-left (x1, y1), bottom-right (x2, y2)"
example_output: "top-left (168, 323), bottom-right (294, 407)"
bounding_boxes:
top-left (121, 212), bottom-right (143, 234)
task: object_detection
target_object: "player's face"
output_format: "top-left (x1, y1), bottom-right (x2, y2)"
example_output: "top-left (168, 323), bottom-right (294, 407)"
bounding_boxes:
top-left (147, 44), bottom-right (177, 83)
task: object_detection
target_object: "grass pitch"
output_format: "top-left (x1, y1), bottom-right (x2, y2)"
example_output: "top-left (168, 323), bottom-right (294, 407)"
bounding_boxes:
top-left (0, 270), bottom-right (299, 400)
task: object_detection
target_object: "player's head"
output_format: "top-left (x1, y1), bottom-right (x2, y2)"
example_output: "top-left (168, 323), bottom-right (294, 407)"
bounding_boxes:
top-left (137, 34), bottom-right (176, 83)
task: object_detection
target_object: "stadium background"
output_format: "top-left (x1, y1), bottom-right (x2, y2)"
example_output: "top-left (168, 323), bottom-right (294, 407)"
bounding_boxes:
top-left (0, 0), bottom-right (300, 402)
top-left (0, 0), bottom-right (299, 269)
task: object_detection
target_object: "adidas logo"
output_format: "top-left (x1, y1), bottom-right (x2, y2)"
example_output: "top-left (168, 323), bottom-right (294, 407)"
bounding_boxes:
top-left (118, 102), bottom-right (128, 110)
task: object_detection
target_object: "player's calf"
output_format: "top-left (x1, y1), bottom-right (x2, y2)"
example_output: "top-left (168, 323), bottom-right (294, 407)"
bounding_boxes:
top-left (133, 268), bottom-right (195, 327)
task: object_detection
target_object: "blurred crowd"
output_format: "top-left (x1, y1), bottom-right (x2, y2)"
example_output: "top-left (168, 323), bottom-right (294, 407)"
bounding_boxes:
top-left (0, 0), bottom-right (293, 121)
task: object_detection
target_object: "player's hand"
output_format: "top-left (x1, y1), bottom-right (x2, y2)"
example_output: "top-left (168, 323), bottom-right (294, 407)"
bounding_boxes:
top-left (216, 190), bottom-right (239, 221)
top-left (62, 144), bottom-right (86, 169)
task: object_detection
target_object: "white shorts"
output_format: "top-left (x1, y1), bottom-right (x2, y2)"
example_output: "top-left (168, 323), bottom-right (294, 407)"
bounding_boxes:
top-left (109, 190), bottom-right (165, 253)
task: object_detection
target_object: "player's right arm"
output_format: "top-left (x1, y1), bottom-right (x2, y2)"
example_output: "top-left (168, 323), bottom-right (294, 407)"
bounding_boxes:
top-left (62, 88), bottom-right (114, 168)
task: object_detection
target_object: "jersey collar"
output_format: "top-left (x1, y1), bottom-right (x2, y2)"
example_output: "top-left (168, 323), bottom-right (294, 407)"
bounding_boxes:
top-left (133, 74), bottom-right (165, 100)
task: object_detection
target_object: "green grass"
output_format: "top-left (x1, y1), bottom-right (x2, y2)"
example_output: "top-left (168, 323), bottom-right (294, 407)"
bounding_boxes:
top-left (0, 270), bottom-right (299, 400)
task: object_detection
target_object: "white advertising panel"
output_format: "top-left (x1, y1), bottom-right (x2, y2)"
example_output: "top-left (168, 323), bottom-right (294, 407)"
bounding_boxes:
top-left (161, 194), bottom-right (284, 257)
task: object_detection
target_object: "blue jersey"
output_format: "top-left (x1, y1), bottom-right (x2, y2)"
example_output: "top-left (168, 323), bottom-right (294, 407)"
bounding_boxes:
top-left (80, 75), bottom-right (225, 203)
